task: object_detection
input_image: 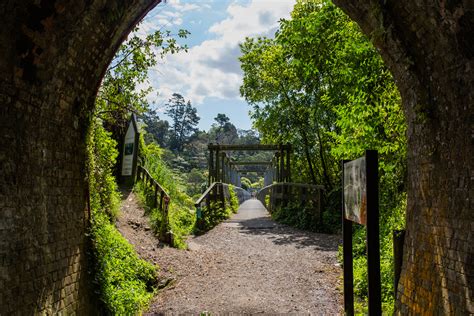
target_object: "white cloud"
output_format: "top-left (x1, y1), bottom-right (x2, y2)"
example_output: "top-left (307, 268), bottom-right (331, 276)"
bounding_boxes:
top-left (164, 0), bottom-right (211, 13)
top-left (140, 0), bottom-right (209, 30)
top-left (148, 0), bottom-right (295, 106)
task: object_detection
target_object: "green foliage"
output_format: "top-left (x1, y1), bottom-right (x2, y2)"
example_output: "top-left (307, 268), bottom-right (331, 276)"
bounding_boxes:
top-left (194, 186), bottom-right (238, 234)
top-left (142, 109), bottom-right (170, 148)
top-left (165, 93), bottom-right (200, 152)
top-left (209, 113), bottom-right (239, 144)
top-left (135, 142), bottom-right (196, 249)
top-left (87, 120), bottom-right (121, 220)
top-left (195, 199), bottom-right (233, 234)
top-left (86, 120), bottom-right (157, 314)
top-left (95, 23), bottom-right (188, 143)
top-left (90, 211), bottom-right (157, 314)
top-left (272, 201), bottom-right (319, 231)
top-left (229, 185), bottom-right (239, 213)
top-left (186, 168), bottom-right (207, 197)
top-left (240, 177), bottom-right (252, 190)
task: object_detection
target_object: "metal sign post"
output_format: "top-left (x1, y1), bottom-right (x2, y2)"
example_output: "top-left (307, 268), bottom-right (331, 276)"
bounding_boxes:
top-left (342, 160), bottom-right (354, 316)
top-left (342, 150), bottom-right (381, 316)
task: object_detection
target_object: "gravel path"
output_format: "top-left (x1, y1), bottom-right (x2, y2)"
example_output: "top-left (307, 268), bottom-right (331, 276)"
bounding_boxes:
top-left (117, 192), bottom-right (343, 315)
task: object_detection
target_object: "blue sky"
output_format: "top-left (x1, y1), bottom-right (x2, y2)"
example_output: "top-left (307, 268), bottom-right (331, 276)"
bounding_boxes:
top-left (136, 0), bottom-right (295, 131)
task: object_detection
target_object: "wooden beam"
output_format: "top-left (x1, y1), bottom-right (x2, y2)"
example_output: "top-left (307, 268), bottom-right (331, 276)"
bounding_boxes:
top-left (208, 144), bottom-right (290, 151)
top-left (229, 161), bottom-right (273, 166)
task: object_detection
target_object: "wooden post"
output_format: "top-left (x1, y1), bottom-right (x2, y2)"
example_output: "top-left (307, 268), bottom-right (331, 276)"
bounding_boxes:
top-left (221, 152), bottom-right (225, 183)
top-left (219, 183), bottom-right (225, 208)
top-left (393, 229), bottom-right (405, 299)
top-left (275, 154), bottom-right (280, 182)
top-left (342, 160), bottom-right (354, 316)
top-left (160, 190), bottom-right (164, 212)
top-left (280, 146), bottom-right (285, 182)
top-left (318, 187), bottom-right (323, 226)
top-left (365, 150), bottom-right (381, 316)
top-left (286, 143), bottom-right (291, 182)
top-left (215, 149), bottom-right (220, 183)
top-left (301, 187), bottom-right (306, 207)
top-left (163, 195), bottom-right (171, 244)
top-left (153, 183), bottom-right (158, 208)
top-left (209, 147), bottom-right (214, 185)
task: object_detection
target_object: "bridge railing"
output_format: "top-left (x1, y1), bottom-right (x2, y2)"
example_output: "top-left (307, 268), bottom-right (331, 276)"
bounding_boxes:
top-left (136, 165), bottom-right (172, 244)
top-left (194, 182), bottom-right (251, 233)
top-left (257, 182), bottom-right (325, 225)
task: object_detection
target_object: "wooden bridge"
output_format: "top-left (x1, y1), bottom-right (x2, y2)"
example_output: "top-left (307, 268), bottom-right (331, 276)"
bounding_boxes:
top-left (197, 143), bottom-right (325, 228)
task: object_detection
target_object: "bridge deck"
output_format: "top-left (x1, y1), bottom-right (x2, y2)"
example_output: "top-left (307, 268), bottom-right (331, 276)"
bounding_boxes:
top-left (223, 199), bottom-right (277, 229)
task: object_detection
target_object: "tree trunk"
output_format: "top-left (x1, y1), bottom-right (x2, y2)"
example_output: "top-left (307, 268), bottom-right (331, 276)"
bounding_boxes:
top-left (332, 1), bottom-right (473, 314)
top-left (300, 128), bottom-right (318, 185)
top-left (316, 128), bottom-right (332, 190)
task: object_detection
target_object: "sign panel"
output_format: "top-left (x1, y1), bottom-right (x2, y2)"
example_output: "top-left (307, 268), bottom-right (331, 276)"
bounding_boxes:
top-left (121, 122), bottom-right (136, 176)
top-left (343, 156), bottom-right (367, 225)
top-left (342, 150), bottom-right (381, 316)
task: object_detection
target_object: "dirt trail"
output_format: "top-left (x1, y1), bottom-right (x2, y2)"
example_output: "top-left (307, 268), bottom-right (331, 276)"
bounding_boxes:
top-left (117, 191), bottom-right (343, 315)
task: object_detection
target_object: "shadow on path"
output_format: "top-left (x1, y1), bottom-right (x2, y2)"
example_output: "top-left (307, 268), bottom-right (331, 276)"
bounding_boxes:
top-left (238, 217), bottom-right (340, 252)
top-left (225, 199), bottom-right (340, 252)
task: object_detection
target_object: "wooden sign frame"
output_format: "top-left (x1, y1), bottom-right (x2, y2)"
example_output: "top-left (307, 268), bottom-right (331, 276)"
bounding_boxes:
top-left (120, 114), bottom-right (140, 186)
top-left (342, 150), bottom-right (381, 316)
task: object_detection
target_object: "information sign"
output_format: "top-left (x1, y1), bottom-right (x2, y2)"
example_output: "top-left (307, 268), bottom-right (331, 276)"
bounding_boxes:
top-left (343, 156), bottom-right (367, 225)
top-left (342, 150), bottom-right (381, 316)
top-left (120, 114), bottom-right (139, 185)
top-left (121, 121), bottom-right (136, 176)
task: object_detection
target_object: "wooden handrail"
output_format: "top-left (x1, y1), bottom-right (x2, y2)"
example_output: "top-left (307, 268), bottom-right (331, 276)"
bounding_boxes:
top-left (256, 182), bottom-right (325, 225)
top-left (194, 182), bottom-right (222, 207)
top-left (137, 165), bottom-right (170, 199)
top-left (136, 165), bottom-right (172, 244)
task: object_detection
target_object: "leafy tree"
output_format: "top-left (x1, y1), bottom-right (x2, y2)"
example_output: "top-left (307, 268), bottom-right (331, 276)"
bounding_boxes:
top-left (240, 177), bottom-right (252, 191)
top-left (165, 93), bottom-right (200, 152)
top-left (186, 168), bottom-right (207, 196)
top-left (209, 113), bottom-right (239, 144)
top-left (240, 37), bottom-right (332, 187)
top-left (95, 27), bottom-right (189, 143)
top-left (142, 109), bottom-right (170, 147)
top-left (214, 113), bottom-right (230, 127)
top-left (236, 129), bottom-right (260, 145)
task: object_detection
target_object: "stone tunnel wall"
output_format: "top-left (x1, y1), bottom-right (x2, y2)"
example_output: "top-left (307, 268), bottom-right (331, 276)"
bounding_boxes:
top-left (0, 0), bottom-right (160, 313)
top-left (333, 0), bottom-right (473, 314)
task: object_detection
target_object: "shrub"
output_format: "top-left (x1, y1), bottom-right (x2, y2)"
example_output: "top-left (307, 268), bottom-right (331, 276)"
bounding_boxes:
top-left (135, 141), bottom-right (195, 249)
top-left (90, 211), bottom-right (157, 314)
top-left (194, 200), bottom-right (232, 234)
top-left (87, 120), bottom-right (157, 314)
top-left (229, 185), bottom-right (239, 213)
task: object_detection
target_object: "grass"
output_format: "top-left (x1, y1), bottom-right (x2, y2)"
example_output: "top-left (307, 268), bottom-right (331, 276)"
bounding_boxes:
top-left (90, 210), bottom-right (158, 314)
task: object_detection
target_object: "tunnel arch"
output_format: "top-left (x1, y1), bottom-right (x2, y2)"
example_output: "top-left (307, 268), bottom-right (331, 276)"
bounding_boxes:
top-left (0, 1), bottom-right (161, 313)
top-left (0, 0), bottom-right (472, 314)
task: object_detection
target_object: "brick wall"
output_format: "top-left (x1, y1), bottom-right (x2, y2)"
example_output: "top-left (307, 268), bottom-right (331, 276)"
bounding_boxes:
top-left (333, 0), bottom-right (473, 314)
top-left (0, 1), bottom-right (160, 313)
